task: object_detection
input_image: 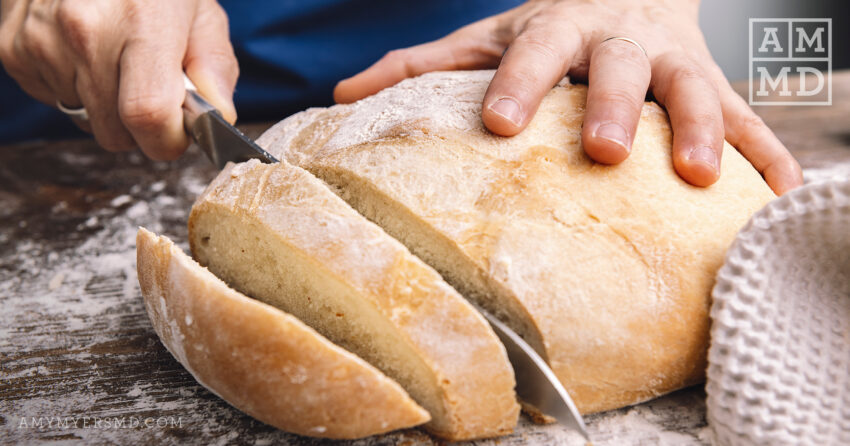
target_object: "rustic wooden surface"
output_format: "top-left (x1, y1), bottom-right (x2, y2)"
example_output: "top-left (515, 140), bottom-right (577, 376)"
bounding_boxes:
top-left (2, 71), bottom-right (848, 446)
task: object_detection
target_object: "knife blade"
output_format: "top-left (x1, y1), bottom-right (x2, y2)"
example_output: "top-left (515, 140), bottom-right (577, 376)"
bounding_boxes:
top-left (182, 75), bottom-right (278, 169)
top-left (180, 75), bottom-right (589, 441)
top-left (479, 309), bottom-right (589, 440)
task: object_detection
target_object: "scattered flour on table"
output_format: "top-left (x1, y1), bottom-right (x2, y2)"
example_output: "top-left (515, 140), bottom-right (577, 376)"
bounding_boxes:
top-left (47, 272), bottom-right (65, 290)
top-left (2, 167), bottom-right (204, 375)
top-left (1, 166), bottom-right (224, 444)
top-left (81, 215), bottom-right (99, 228)
top-left (126, 382), bottom-right (144, 397)
top-left (110, 194), bottom-right (133, 207)
top-left (150, 180), bottom-right (166, 193)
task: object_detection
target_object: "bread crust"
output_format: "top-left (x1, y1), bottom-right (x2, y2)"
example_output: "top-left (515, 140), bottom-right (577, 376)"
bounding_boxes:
top-left (259, 70), bottom-right (776, 414)
top-left (136, 228), bottom-right (430, 439)
top-left (188, 161), bottom-right (520, 440)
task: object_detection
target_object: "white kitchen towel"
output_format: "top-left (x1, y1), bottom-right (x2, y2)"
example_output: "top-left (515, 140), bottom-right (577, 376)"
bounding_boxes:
top-left (707, 178), bottom-right (850, 446)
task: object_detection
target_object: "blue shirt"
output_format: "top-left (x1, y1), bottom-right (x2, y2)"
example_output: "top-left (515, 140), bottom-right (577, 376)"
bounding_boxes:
top-left (0, 0), bottom-right (521, 144)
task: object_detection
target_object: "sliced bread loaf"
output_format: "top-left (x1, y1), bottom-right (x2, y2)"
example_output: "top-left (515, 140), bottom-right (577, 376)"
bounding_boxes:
top-left (258, 70), bottom-right (777, 413)
top-left (136, 227), bottom-right (429, 439)
top-left (187, 160), bottom-right (520, 440)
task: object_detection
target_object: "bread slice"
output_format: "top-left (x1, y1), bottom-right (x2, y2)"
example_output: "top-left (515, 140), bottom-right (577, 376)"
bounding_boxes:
top-left (258, 70), bottom-right (777, 413)
top-left (136, 228), bottom-right (429, 439)
top-left (187, 160), bottom-right (520, 440)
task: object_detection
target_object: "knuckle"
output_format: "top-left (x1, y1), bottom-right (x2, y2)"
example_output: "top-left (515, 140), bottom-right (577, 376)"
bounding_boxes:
top-left (786, 157), bottom-right (803, 178)
top-left (122, 0), bottom-right (143, 22)
top-left (20, 20), bottom-right (48, 60)
top-left (0, 41), bottom-right (29, 79)
top-left (119, 94), bottom-right (173, 131)
top-left (594, 89), bottom-right (644, 111)
top-left (211, 47), bottom-right (239, 81)
top-left (56, 0), bottom-right (100, 58)
top-left (383, 48), bottom-right (423, 76)
top-left (598, 38), bottom-right (643, 59)
top-left (596, 39), bottom-right (650, 72)
top-left (0, 16), bottom-right (19, 60)
top-left (766, 152), bottom-right (802, 178)
top-left (730, 112), bottom-right (768, 149)
top-left (384, 49), bottom-right (411, 64)
top-left (0, 39), bottom-right (14, 66)
top-left (494, 65), bottom-right (538, 96)
top-left (738, 113), bottom-right (767, 134)
top-left (670, 64), bottom-right (707, 86)
top-left (686, 110), bottom-right (722, 127)
top-left (513, 32), bottom-right (562, 60)
top-left (684, 112), bottom-right (724, 136)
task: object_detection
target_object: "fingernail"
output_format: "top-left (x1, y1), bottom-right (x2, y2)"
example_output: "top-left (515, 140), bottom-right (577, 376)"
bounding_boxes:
top-left (687, 146), bottom-right (719, 171)
top-left (488, 97), bottom-right (522, 127)
top-left (592, 122), bottom-right (630, 151)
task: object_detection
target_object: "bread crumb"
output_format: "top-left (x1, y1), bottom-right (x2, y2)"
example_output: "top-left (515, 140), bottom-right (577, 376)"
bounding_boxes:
top-left (521, 401), bottom-right (556, 425)
top-left (48, 272), bottom-right (65, 291)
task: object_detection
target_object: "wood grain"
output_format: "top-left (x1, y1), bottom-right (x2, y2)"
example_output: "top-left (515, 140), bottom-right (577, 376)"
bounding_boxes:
top-left (2, 71), bottom-right (848, 445)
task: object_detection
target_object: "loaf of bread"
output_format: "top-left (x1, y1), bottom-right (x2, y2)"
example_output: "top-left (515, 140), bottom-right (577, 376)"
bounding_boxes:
top-left (257, 70), bottom-right (777, 413)
top-left (188, 160), bottom-right (520, 440)
top-left (135, 228), bottom-right (429, 439)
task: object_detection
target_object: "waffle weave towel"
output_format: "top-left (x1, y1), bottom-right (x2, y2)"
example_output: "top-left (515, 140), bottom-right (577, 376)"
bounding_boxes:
top-left (707, 179), bottom-right (850, 445)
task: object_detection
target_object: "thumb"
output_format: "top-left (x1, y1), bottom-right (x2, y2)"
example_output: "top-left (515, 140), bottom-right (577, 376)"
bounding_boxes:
top-left (184, 1), bottom-right (239, 124)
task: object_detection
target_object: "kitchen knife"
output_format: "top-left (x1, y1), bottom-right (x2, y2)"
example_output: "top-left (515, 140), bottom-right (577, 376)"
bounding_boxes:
top-left (180, 76), bottom-right (589, 441)
top-left (182, 75), bottom-right (278, 169)
top-left (481, 309), bottom-right (589, 440)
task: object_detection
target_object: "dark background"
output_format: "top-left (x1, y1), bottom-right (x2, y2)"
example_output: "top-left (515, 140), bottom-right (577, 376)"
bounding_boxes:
top-left (701, 0), bottom-right (849, 80)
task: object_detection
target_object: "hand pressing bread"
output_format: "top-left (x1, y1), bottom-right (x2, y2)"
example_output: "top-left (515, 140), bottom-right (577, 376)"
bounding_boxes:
top-left (335, 0), bottom-right (803, 195)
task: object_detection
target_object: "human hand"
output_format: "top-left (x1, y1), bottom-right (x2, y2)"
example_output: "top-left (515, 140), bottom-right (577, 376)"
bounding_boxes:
top-left (0, 0), bottom-right (238, 160)
top-left (334, 0), bottom-right (803, 195)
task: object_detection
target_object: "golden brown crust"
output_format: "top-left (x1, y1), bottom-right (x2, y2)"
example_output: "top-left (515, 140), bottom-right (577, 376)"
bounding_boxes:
top-left (136, 227), bottom-right (429, 439)
top-left (260, 70), bottom-right (776, 414)
top-left (187, 161), bottom-right (520, 440)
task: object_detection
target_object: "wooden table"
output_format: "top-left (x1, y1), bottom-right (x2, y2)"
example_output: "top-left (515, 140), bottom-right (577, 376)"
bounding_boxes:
top-left (2, 71), bottom-right (848, 445)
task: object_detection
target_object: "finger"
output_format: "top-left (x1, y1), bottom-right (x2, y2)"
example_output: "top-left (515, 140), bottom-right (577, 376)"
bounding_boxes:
top-left (481, 17), bottom-right (580, 136)
top-left (334, 18), bottom-right (504, 104)
top-left (718, 83), bottom-right (803, 194)
top-left (55, 2), bottom-right (135, 151)
top-left (75, 65), bottom-right (136, 151)
top-left (651, 55), bottom-right (724, 187)
top-left (3, 60), bottom-right (54, 105)
top-left (18, 14), bottom-right (82, 109)
top-left (118, 22), bottom-right (191, 160)
top-left (581, 38), bottom-right (651, 165)
top-left (184, 0), bottom-right (239, 124)
top-left (2, 26), bottom-right (54, 104)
